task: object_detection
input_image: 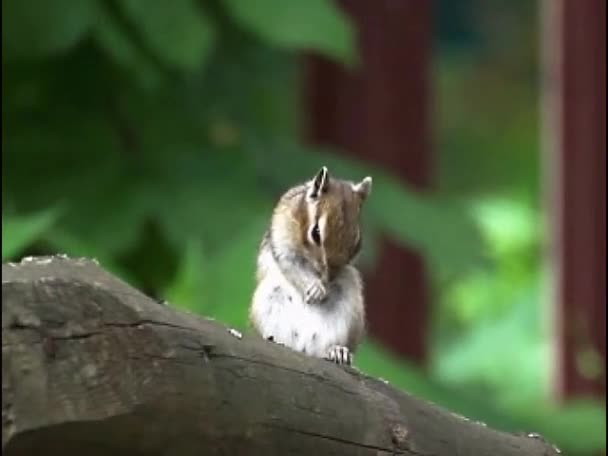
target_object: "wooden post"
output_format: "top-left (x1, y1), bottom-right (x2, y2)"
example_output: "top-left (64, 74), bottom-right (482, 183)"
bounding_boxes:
top-left (303, 0), bottom-right (432, 364)
top-left (542, 0), bottom-right (606, 400)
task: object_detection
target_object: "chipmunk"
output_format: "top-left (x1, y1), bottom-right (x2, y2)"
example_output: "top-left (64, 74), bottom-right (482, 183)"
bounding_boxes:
top-left (249, 166), bottom-right (372, 365)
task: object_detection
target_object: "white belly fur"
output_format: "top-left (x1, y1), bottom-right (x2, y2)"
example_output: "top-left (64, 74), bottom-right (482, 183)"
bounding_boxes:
top-left (250, 250), bottom-right (363, 358)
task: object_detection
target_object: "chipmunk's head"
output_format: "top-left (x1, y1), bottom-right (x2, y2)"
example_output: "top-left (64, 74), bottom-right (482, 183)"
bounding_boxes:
top-left (302, 166), bottom-right (372, 279)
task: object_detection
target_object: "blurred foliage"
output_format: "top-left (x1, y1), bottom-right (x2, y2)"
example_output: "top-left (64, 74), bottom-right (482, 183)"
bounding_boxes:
top-left (2, 207), bottom-right (62, 260)
top-left (2, 0), bottom-right (483, 286)
top-left (431, 1), bottom-right (605, 454)
top-left (1, 0), bottom-right (604, 454)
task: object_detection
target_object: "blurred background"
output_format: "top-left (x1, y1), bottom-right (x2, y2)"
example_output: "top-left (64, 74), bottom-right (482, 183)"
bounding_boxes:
top-left (2, 0), bottom-right (605, 453)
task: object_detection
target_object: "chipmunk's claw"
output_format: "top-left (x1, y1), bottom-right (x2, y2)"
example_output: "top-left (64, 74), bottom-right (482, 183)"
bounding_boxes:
top-left (326, 345), bottom-right (352, 365)
top-left (305, 281), bottom-right (327, 304)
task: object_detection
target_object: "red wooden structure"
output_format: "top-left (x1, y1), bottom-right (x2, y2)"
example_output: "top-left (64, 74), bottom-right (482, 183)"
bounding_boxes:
top-left (542, 0), bottom-right (606, 401)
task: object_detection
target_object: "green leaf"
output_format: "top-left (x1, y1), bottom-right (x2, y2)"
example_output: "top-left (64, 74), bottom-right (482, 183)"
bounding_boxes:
top-left (222, 0), bottom-right (356, 65)
top-left (471, 197), bottom-right (540, 257)
top-left (202, 216), bottom-right (269, 328)
top-left (91, 1), bottom-right (163, 89)
top-left (2, 208), bottom-right (61, 260)
top-left (63, 180), bottom-right (151, 256)
top-left (161, 217), bottom-right (266, 328)
top-left (433, 289), bottom-right (547, 405)
top-left (164, 239), bottom-right (210, 313)
top-left (370, 177), bottom-right (485, 280)
top-left (2, 0), bottom-right (97, 60)
top-left (146, 148), bottom-right (270, 253)
top-left (118, 0), bottom-right (216, 71)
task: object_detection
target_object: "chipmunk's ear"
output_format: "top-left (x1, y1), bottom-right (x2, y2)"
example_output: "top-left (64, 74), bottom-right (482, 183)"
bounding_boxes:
top-left (353, 176), bottom-right (372, 200)
top-left (308, 166), bottom-right (330, 199)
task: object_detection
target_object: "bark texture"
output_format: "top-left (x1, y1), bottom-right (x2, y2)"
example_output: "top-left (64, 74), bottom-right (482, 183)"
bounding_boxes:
top-left (2, 256), bottom-right (558, 455)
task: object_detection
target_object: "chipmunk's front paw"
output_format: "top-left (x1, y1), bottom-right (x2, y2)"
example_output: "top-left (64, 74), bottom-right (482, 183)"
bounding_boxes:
top-left (326, 345), bottom-right (352, 365)
top-left (305, 280), bottom-right (327, 304)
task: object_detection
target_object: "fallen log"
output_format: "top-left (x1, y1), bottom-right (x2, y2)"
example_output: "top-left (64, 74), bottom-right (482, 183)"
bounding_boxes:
top-left (2, 256), bottom-right (559, 455)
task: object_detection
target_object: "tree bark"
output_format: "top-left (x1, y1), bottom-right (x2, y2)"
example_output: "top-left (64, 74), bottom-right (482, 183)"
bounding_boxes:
top-left (2, 256), bottom-right (558, 456)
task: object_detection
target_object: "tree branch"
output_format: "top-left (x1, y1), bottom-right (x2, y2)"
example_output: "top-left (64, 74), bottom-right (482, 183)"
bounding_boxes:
top-left (2, 256), bottom-right (559, 456)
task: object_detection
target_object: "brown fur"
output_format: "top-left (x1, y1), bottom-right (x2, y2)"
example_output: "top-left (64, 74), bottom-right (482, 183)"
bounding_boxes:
top-left (319, 180), bottom-right (363, 274)
top-left (270, 174), bottom-right (367, 282)
top-left (250, 167), bottom-right (372, 363)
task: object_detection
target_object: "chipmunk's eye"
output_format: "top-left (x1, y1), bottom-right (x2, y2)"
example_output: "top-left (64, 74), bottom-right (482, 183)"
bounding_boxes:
top-left (310, 224), bottom-right (321, 245)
